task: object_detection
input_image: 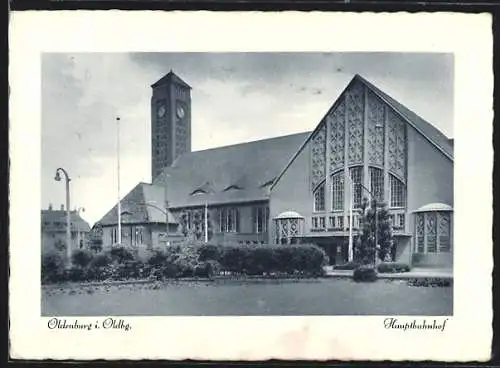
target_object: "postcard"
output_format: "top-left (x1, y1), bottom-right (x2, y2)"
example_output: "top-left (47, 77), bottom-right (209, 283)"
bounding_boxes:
top-left (9, 11), bottom-right (493, 361)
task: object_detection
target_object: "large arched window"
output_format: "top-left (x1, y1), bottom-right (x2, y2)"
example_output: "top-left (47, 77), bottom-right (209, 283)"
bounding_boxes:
top-left (369, 167), bottom-right (384, 202)
top-left (331, 171), bottom-right (344, 211)
top-left (389, 174), bottom-right (406, 208)
top-left (348, 166), bottom-right (363, 208)
top-left (313, 182), bottom-right (325, 212)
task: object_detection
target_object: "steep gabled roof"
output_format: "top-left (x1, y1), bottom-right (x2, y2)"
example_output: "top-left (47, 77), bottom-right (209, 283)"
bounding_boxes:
top-left (151, 71), bottom-right (192, 89)
top-left (41, 210), bottom-right (91, 232)
top-left (152, 132), bottom-right (310, 208)
top-left (271, 74), bottom-right (453, 190)
top-left (357, 75), bottom-right (453, 159)
top-left (98, 182), bottom-right (177, 226)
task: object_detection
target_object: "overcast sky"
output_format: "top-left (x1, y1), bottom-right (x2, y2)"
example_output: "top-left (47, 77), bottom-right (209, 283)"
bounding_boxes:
top-left (42, 52), bottom-right (454, 225)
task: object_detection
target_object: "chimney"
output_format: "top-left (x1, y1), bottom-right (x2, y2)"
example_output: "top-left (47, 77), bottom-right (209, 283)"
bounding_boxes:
top-left (60, 204), bottom-right (64, 211)
top-left (48, 203), bottom-right (53, 211)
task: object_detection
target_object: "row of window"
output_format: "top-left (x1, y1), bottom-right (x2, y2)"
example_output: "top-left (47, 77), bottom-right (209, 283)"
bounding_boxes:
top-left (110, 226), bottom-right (145, 246)
top-left (313, 167), bottom-right (406, 212)
top-left (217, 206), bottom-right (269, 234)
top-left (311, 214), bottom-right (360, 230)
top-left (311, 212), bottom-right (406, 231)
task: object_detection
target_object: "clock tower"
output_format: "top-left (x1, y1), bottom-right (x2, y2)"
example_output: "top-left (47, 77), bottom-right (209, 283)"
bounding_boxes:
top-left (150, 70), bottom-right (192, 180)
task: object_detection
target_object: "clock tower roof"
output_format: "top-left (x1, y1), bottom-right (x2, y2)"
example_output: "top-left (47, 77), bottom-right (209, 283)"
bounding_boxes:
top-left (151, 70), bottom-right (192, 89)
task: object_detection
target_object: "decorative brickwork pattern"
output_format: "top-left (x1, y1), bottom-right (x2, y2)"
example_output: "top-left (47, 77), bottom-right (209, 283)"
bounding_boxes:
top-left (366, 91), bottom-right (385, 166)
top-left (387, 109), bottom-right (407, 181)
top-left (328, 98), bottom-right (346, 172)
top-left (346, 82), bottom-right (364, 165)
top-left (311, 124), bottom-right (326, 189)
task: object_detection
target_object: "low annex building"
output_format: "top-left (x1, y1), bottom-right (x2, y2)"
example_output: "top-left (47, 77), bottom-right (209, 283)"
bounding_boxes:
top-left (41, 204), bottom-right (91, 255)
top-left (97, 72), bottom-right (453, 269)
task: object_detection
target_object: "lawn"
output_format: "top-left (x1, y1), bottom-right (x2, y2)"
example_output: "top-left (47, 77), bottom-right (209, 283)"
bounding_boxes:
top-left (42, 278), bottom-right (453, 316)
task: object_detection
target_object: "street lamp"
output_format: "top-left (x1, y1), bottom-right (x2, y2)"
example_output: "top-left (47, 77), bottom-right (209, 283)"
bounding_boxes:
top-left (55, 168), bottom-right (72, 265)
top-left (116, 116), bottom-right (122, 247)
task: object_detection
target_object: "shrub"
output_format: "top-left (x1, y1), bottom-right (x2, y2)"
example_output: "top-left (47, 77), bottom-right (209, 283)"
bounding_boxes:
top-left (220, 245), bottom-right (249, 274)
top-left (147, 249), bottom-right (169, 267)
top-left (86, 252), bottom-right (113, 281)
top-left (216, 243), bottom-right (328, 277)
top-left (407, 278), bottom-right (452, 287)
top-left (198, 243), bottom-right (222, 262)
top-left (71, 249), bottom-right (93, 269)
top-left (109, 247), bottom-right (134, 264)
top-left (113, 260), bottom-right (146, 280)
top-left (377, 262), bottom-right (410, 274)
top-left (193, 261), bottom-right (218, 278)
top-left (64, 267), bottom-right (86, 282)
top-left (353, 265), bottom-right (378, 282)
top-left (245, 246), bottom-right (274, 275)
top-left (333, 262), bottom-right (360, 270)
top-left (90, 252), bottom-right (112, 268)
top-left (42, 251), bottom-right (66, 283)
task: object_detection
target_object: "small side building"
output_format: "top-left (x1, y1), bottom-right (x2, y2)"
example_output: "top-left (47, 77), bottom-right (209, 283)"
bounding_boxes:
top-left (41, 204), bottom-right (91, 255)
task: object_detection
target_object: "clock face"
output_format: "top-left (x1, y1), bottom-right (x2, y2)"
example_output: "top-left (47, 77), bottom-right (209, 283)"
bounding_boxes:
top-left (157, 105), bottom-right (166, 118)
top-left (176, 105), bottom-right (185, 119)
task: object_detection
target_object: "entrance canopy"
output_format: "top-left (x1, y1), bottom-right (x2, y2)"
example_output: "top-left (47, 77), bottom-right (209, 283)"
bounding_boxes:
top-left (273, 211), bottom-right (305, 244)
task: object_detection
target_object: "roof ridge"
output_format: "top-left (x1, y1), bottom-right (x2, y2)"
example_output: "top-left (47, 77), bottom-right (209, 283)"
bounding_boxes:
top-left (355, 74), bottom-right (453, 160)
top-left (188, 131), bottom-right (311, 154)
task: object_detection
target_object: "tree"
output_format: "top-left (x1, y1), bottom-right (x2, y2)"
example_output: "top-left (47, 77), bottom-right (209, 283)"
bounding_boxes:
top-left (375, 202), bottom-right (394, 262)
top-left (354, 197), bottom-right (394, 265)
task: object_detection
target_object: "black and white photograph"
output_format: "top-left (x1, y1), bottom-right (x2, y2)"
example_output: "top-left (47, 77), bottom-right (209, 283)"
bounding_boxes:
top-left (9, 11), bottom-right (493, 361)
top-left (41, 52), bottom-right (455, 316)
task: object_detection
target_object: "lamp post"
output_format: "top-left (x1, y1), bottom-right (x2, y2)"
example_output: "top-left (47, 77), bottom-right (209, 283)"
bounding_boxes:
top-left (116, 116), bottom-right (121, 247)
top-left (55, 168), bottom-right (72, 264)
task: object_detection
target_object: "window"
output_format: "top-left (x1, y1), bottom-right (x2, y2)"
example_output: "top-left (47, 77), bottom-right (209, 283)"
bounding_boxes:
top-left (389, 175), bottom-right (406, 208)
top-left (319, 217), bottom-right (326, 229)
top-left (369, 167), bottom-right (384, 202)
top-left (415, 212), bottom-right (451, 254)
top-left (219, 207), bottom-right (240, 233)
top-left (349, 166), bottom-right (363, 208)
top-left (134, 226), bottom-right (144, 245)
top-left (398, 214), bottom-right (405, 229)
top-left (312, 217), bottom-right (319, 229)
top-left (331, 172), bottom-right (344, 211)
top-left (111, 227), bottom-right (117, 244)
top-left (313, 183), bottom-right (325, 212)
top-left (190, 189), bottom-right (207, 196)
top-left (224, 185), bottom-right (244, 192)
top-left (253, 206), bottom-right (269, 233)
top-left (312, 216), bottom-right (325, 230)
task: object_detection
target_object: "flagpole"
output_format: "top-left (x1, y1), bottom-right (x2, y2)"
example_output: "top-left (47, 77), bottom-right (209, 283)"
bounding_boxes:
top-left (116, 116), bottom-right (121, 246)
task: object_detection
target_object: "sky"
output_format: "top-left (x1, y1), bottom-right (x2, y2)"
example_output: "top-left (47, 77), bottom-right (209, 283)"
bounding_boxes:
top-left (42, 52), bottom-right (454, 226)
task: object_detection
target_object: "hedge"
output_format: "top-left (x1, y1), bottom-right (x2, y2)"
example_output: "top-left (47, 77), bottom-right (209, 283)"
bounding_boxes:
top-left (377, 262), bottom-right (410, 274)
top-left (201, 243), bottom-right (328, 277)
top-left (353, 265), bottom-right (378, 282)
top-left (42, 243), bottom-right (329, 284)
